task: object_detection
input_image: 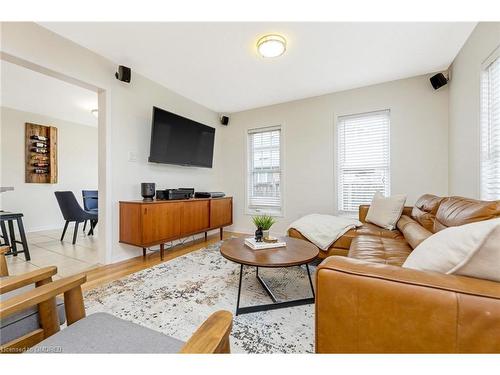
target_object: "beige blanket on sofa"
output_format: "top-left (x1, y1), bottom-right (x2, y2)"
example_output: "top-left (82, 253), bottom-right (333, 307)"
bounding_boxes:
top-left (288, 214), bottom-right (362, 250)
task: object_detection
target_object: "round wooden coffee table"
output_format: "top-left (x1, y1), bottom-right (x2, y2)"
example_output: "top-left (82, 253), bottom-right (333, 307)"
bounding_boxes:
top-left (220, 236), bottom-right (319, 315)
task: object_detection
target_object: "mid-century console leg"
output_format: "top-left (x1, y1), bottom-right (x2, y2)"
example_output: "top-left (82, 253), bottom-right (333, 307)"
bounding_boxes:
top-left (160, 243), bottom-right (164, 261)
top-left (204, 232), bottom-right (207, 241)
top-left (142, 247), bottom-right (146, 257)
top-left (220, 228), bottom-right (223, 240)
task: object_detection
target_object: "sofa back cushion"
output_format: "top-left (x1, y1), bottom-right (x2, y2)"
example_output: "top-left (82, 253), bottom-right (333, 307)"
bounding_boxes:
top-left (396, 215), bottom-right (433, 249)
top-left (411, 194), bottom-right (444, 232)
top-left (433, 196), bottom-right (500, 232)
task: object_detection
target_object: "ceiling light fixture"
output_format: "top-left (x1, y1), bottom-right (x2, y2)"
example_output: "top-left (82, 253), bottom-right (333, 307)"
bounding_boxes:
top-left (91, 109), bottom-right (98, 118)
top-left (257, 34), bottom-right (287, 58)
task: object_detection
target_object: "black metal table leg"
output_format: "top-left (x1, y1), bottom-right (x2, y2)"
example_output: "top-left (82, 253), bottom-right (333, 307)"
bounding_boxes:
top-left (235, 264), bottom-right (244, 316)
top-left (7, 220), bottom-right (17, 256)
top-left (305, 263), bottom-right (315, 299)
top-left (256, 267), bottom-right (278, 303)
top-left (16, 217), bottom-right (30, 261)
top-left (235, 263), bottom-right (315, 315)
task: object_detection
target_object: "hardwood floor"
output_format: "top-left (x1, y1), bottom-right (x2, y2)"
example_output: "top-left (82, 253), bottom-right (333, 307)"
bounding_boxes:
top-left (82, 231), bottom-right (244, 291)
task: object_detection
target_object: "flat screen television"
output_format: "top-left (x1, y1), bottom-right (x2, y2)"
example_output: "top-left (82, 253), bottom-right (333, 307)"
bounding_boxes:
top-left (148, 106), bottom-right (215, 168)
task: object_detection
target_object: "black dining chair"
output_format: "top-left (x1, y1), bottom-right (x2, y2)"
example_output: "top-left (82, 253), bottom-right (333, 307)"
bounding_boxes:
top-left (54, 191), bottom-right (98, 245)
top-left (82, 190), bottom-right (98, 233)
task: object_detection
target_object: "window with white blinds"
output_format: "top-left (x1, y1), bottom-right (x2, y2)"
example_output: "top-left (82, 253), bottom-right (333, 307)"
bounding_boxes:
top-left (480, 53), bottom-right (500, 200)
top-left (337, 110), bottom-right (390, 213)
top-left (247, 126), bottom-right (282, 214)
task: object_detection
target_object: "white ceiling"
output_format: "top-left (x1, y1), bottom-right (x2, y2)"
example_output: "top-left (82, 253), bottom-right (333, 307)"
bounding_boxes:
top-left (39, 22), bottom-right (476, 113)
top-left (1, 60), bottom-right (98, 126)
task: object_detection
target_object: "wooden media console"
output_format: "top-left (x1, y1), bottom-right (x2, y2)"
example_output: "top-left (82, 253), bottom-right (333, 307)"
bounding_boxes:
top-left (119, 197), bottom-right (233, 259)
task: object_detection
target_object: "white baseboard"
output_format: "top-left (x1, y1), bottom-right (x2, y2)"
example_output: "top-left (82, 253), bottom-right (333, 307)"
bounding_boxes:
top-left (25, 224), bottom-right (64, 234)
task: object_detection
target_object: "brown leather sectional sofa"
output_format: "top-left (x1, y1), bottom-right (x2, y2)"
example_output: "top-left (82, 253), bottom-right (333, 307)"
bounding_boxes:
top-left (289, 205), bottom-right (414, 259)
top-left (288, 195), bottom-right (500, 353)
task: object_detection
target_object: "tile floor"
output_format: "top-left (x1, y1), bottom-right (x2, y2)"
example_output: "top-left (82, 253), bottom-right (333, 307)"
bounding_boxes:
top-left (4, 224), bottom-right (102, 278)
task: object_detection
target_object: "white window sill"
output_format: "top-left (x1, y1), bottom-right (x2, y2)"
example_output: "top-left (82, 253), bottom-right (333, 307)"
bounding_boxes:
top-left (246, 208), bottom-right (283, 218)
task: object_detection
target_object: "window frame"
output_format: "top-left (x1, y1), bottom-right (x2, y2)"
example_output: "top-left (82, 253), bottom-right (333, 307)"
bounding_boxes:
top-left (480, 46), bottom-right (500, 201)
top-left (246, 125), bottom-right (284, 217)
top-left (336, 109), bottom-right (391, 214)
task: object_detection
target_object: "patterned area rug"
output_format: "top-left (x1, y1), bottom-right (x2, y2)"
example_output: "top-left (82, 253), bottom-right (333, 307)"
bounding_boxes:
top-left (84, 241), bottom-right (315, 353)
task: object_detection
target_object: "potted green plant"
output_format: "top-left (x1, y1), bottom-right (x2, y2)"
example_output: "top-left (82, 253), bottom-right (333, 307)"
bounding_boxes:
top-left (252, 215), bottom-right (276, 240)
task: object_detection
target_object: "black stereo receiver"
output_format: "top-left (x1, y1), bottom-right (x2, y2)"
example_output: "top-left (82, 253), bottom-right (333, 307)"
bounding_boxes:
top-left (156, 188), bottom-right (194, 200)
top-left (194, 192), bottom-right (226, 199)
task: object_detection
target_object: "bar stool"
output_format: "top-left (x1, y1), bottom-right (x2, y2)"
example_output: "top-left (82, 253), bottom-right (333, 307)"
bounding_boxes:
top-left (0, 211), bottom-right (31, 261)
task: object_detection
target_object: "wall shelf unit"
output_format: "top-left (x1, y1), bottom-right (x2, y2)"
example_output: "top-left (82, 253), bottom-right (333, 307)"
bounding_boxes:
top-left (25, 122), bottom-right (58, 184)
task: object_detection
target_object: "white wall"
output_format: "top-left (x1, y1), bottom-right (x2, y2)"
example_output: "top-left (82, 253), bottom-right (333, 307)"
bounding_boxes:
top-left (1, 22), bottom-right (223, 262)
top-left (218, 74), bottom-right (449, 235)
top-left (0, 106), bottom-right (98, 231)
top-left (448, 22), bottom-right (500, 198)
top-left (0, 22), bottom-right (467, 261)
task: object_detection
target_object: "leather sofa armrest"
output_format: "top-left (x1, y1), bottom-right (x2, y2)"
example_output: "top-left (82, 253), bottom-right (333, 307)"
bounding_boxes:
top-left (315, 256), bottom-right (500, 353)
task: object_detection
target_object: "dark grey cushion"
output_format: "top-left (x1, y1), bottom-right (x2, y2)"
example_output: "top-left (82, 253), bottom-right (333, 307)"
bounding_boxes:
top-left (30, 313), bottom-right (185, 353)
top-left (0, 283), bottom-right (66, 345)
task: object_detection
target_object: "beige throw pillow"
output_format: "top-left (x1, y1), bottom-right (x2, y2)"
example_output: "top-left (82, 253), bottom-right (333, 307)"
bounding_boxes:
top-left (403, 218), bottom-right (500, 282)
top-left (365, 192), bottom-right (407, 230)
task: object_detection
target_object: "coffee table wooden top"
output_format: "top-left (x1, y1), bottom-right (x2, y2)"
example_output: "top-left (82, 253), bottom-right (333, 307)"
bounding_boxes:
top-left (220, 237), bottom-right (319, 267)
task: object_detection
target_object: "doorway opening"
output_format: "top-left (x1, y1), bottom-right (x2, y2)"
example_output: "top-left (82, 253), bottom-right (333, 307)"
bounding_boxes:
top-left (0, 52), bottom-right (110, 276)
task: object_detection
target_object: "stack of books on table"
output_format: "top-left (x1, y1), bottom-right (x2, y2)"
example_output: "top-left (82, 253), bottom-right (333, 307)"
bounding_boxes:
top-left (244, 237), bottom-right (287, 250)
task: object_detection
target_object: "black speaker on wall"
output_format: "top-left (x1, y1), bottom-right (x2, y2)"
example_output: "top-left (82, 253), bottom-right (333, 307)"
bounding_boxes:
top-left (115, 65), bottom-right (131, 83)
top-left (430, 73), bottom-right (448, 90)
top-left (220, 115), bottom-right (229, 126)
